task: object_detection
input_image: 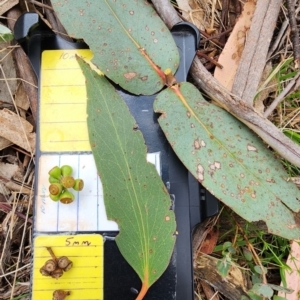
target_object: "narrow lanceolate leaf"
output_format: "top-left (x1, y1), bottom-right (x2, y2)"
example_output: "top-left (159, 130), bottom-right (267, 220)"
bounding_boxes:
top-left (78, 58), bottom-right (176, 299)
top-left (51, 0), bottom-right (179, 95)
top-left (154, 82), bottom-right (300, 240)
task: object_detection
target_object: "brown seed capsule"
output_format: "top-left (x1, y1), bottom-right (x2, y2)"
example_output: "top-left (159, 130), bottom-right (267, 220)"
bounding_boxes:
top-left (52, 290), bottom-right (71, 300)
top-left (44, 259), bottom-right (57, 273)
top-left (51, 268), bottom-right (64, 279)
top-left (57, 256), bottom-right (73, 271)
top-left (39, 266), bottom-right (51, 276)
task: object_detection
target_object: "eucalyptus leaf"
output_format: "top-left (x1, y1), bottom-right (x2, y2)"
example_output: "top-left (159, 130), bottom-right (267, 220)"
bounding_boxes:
top-left (154, 82), bottom-right (300, 240)
top-left (78, 58), bottom-right (176, 299)
top-left (51, 0), bottom-right (179, 95)
top-left (250, 283), bottom-right (274, 298)
top-left (0, 24), bottom-right (14, 42)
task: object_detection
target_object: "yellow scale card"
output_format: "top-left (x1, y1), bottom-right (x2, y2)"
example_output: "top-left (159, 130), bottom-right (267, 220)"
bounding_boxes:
top-left (32, 235), bottom-right (103, 299)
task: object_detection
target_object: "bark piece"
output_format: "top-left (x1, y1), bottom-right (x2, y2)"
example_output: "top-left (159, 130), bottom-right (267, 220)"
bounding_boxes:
top-left (231, 0), bottom-right (282, 104)
top-left (214, 0), bottom-right (256, 90)
top-left (0, 108), bottom-right (35, 153)
top-left (194, 255), bottom-right (248, 300)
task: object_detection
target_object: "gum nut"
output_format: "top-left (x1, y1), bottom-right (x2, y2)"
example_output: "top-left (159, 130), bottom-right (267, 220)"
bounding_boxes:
top-left (58, 256), bottom-right (73, 271)
top-left (48, 166), bottom-right (62, 179)
top-left (44, 259), bottom-right (57, 273)
top-left (61, 165), bottom-right (73, 177)
top-left (59, 190), bottom-right (75, 204)
top-left (49, 183), bottom-right (63, 196)
top-left (73, 179), bottom-right (84, 191)
top-left (61, 176), bottom-right (75, 188)
top-left (51, 268), bottom-right (63, 279)
top-left (50, 193), bottom-right (61, 201)
top-left (40, 266), bottom-right (50, 276)
top-left (53, 290), bottom-right (71, 300)
top-left (49, 176), bottom-right (60, 184)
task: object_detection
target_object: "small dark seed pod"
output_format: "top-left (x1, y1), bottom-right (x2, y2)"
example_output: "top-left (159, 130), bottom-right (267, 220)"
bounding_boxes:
top-left (39, 266), bottom-right (51, 276)
top-left (57, 256), bottom-right (73, 271)
top-left (43, 259), bottom-right (57, 273)
top-left (52, 290), bottom-right (71, 300)
top-left (51, 268), bottom-right (64, 279)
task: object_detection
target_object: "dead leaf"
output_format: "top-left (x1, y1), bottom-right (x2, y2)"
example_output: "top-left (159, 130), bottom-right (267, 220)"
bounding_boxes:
top-left (198, 227), bottom-right (219, 255)
top-left (5, 181), bottom-right (32, 194)
top-left (15, 82), bottom-right (30, 111)
top-left (278, 241), bottom-right (300, 299)
top-left (0, 42), bottom-right (17, 104)
top-left (0, 137), bottom-right (12, 151)
top-left (214, 0), bottom-right (256, 90)
top-left (176, 0), bottom-right (206, 30)
top-left (0, 108), bottom-right (35, 153)
top-left (0, 162), bottom-right (18, 180)
top-left (0, 0), bottom-right (19, 15)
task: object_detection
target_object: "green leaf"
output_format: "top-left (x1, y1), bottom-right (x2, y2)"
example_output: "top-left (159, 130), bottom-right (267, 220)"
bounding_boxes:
top-left (78, 58), bottom-right (176, 299)
top-left (51, 0), bottom-right (179, 95)
top-left (153, 82), bottom-right (300, 240)
top-left (242, 247), bottom-right (253, 261)
top-left (273, 296), bottom-right (289, 300)
top-left (268, 284), bottom-right (293, 294)
top-left (254, 265), bottom-right (267, 275)
top-left (216, 253), bottom-right (232, 277)
top-left (0, 24), bottom-right (14, 42)
top-left (250, 283), bottom-right (274, 298)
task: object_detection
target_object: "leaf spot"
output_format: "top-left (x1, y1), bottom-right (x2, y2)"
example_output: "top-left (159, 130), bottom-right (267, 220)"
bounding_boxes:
top-left (153, 237), bottom-right (157, 241)
top-left (124, 72), bottom-right (137, 80)
top-left (129, 10), bottom-right (134, 15)
top-left (140, 75), bottom-right (148, 81)
top-left (240, 173), bottom-right (245, 178)
top-left (151, 31), bottom-right (155, 36)
top-left (186, 111), bottom-right (191, 118)
top-left (247, 144), bottom-right (258, 152)
top-left (191, 123), bottom-right (195, 128)
top-left (194, 139), bottom-right (201, 150)
top-left (165, 216), bottom-right (170, 221)
top-left (196, 164), bottom-right (204, 182)
top-left (153, 38), bottom-right (158, 43)
top-left (251, 192), bottom-right (256, 199)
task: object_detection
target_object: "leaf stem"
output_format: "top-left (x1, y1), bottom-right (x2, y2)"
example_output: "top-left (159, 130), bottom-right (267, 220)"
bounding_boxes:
top-left (136, 282), bottom-right (149, 300)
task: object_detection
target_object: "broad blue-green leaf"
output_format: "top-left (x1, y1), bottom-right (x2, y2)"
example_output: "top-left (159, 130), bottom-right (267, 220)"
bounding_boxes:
top-left (0, 24), bottom-right (13, 42)
top-left (78, 58), bottom-right (176, 299)
top-left (250, 283), bottom-right (274, 298)
top-left (51, 0), bottom-right (179, 95)
top-left (154, 82), bottom-right (300, 240)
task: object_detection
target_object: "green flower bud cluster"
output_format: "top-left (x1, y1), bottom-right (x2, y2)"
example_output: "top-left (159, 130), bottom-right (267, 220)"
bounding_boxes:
top-left (48, 165), bottom-right (84, 204)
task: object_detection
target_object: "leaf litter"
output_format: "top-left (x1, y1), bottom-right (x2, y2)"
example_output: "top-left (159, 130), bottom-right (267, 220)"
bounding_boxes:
top-left (1, 1), bottom-right (300, 300)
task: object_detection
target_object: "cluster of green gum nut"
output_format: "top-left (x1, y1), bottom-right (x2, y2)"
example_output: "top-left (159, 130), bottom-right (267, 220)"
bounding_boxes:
top-left (48, 165), bottom-right (84, 204)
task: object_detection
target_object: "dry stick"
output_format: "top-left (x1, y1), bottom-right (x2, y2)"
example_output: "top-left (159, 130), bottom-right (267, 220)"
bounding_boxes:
top-left (151, 0), bottom-right (300, 168)
top-left (232, 0), bottom-right (282, 105)
top-left (286, 0), bottom-right (300, 68)
top-left (264, 72), bottom-right (300, 118)
top-left (7, 8), bottom-right (38, 121)
top-left (196, 51), bottom-right (223, 69)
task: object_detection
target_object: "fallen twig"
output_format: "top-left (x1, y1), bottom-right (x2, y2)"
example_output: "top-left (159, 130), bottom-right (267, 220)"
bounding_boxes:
top-left (286, 0), bottom-right (300, 68)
